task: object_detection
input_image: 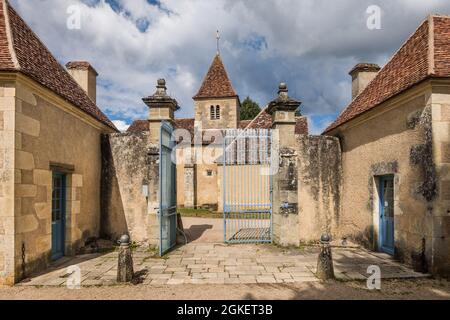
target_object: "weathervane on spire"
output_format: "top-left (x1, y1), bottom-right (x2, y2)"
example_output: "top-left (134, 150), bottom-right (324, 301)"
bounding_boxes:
top-left (216, 30), bottom-right (220, 55)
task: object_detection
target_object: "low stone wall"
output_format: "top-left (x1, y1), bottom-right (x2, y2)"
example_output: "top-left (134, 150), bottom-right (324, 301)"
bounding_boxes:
top-left (273, 134), bottom-right (342, 246)
top-left (296, 134), bottom-right (342, 242)
top-left (101, 132), bottom-right (159, 246)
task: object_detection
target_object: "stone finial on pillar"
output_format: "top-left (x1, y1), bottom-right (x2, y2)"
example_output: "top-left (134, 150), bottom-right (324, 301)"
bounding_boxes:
top-left (117, 234), bottom-right (134, 283)
top-left (316, 234), bottom-right (335, 280)
top-left (142, 79), bottom-right (179, 144)
top-left (267, 83), bottom-right (301, 148)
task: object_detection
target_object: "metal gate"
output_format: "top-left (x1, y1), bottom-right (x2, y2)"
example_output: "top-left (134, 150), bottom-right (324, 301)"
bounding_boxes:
top-left (159, 121), bottom-right (177, 256)
top-left (222, 129), bottom-right (273, 243)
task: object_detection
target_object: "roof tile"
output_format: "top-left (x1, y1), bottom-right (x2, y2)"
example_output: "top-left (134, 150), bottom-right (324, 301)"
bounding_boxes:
top-left (325, 16), bottom-right (450, 134)
top-left (193, 54), bottom-right (237, 99)
top-left (0, 1), bottom-right (116, 130)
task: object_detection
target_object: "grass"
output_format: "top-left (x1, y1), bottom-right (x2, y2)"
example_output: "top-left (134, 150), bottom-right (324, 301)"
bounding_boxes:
top-left (177, 208), bottom-right (223, 218)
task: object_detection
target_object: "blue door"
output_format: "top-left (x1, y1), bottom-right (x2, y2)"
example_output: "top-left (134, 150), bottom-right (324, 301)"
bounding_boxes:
top-left (159, 121), bottom-right (177, 256)
top-left (51, 172), bottom-right (66, 260)
top-left (379, 176), bottom-right (394, 255)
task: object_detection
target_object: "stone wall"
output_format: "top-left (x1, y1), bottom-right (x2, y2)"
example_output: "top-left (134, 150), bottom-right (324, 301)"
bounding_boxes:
top-left (337, 88), bottom-right (433, 272)
top-left (0, 79), bottom-right (111, 284)
top-left (0, 82), bottom-right (15, 285)
top-left (430, 82), bottom-right (450, 276)
top-left (296, 134), bottom-right (342, 242)
top-left (272, 134), bottom-right (342, 246)
top-left (194, 97), bottom-right (240, 130)
top-left (102, 132), bottom-right (159, 246)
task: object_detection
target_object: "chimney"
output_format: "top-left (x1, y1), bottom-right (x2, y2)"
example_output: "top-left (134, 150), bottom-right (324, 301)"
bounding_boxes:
top-left (66, 61), bottom-right (98, 104)
top-left (349, 63), bottom-right (380, 100)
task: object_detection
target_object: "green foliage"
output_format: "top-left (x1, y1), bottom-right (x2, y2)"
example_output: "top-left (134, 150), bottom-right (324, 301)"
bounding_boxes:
top-left (240, 96), bottom-right (261, 120)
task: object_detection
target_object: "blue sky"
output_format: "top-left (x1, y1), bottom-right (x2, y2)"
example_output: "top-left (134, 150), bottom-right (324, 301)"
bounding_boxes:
top-left (10, 0), bottom-right (450, 132)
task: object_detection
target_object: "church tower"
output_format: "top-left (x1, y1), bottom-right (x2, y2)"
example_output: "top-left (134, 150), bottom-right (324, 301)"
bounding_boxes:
top-left (193, 54), bottom-right (240, 129)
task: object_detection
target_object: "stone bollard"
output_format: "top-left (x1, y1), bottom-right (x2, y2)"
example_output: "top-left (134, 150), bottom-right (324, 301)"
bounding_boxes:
top-left (316, 234), bottom-right (335, 280)
top-left (117, 234), bottom-right (134, 283)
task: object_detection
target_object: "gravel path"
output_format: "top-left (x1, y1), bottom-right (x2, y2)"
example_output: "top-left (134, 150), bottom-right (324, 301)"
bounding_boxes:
top-left (1, 278), bottom-right (449, 300)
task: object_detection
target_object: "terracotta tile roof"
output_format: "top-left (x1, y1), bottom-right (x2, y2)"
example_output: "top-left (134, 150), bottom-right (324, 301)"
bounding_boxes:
top-left (325, 15), bottom-right (450, 134)
top-left (127, 118), bottom-right (195, 136)
top-left (0, 1), bottom-right (117, 131)
top-left (239, 120), bottom-right (251, 129)
top-left (246, 108), bottom-right (272, 130)
top-left (241, 107), bottom-right (309, 134)
top-left (174, 118), bottom-right (195, 137)
top-left (127, 111), bottom-right (309, 138)
top-left (127, 120), bottom-right (149, 133)
top-left (193, 54), bottom-right (237, 99)
top-left (295, 116), bottom-right (309, 135)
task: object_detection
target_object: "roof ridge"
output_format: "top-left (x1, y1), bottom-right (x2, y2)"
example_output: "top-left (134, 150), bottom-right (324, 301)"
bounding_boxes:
top-left (352, 17), bottom-right (431, 103)
top-left (325, 17), bottom-right (432, 133)
top-left (2, 2), bottom-right (117, 131)
top-left (2, 0), bottom-right (19, 68)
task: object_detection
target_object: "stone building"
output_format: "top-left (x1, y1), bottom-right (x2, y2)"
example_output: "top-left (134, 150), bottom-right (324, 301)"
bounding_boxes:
top-left (0, 0), bottom-right (449, 285)
top-left (0, 0), bottom-right (117, 285)
top-left (128, 53), bottom-right (309, 211)
top-left (324, 15), bottom-right (450, 276)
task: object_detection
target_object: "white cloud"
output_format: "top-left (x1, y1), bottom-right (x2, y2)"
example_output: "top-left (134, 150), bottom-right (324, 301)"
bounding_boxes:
top-left (9, 0), bottom-right (450, 132)
top-left (111, 119), bottom-right (130, 132)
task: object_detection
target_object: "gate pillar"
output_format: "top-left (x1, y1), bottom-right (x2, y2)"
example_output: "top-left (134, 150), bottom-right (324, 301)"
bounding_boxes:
top-left (143, 79), bottom-right (179, 145)
top-left (268, 83), bottom-right (301, 246)
top-left (142, 79), bottom-right (179, 250)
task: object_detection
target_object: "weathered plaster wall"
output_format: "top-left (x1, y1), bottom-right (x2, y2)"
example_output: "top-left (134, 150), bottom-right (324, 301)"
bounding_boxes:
top-left (0, 79), bottom-right (111, 284)
top-left (296, 134), bottom-right (342, 242)
top-left (102, 132), bottom-right (159, 246)
top-left (430, 82), bottom-right (450, 276)
top-left (337, 90), bottom-right (433, 271)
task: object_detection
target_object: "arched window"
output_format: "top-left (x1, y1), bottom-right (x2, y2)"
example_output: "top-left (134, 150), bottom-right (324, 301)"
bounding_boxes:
top-left (210, 105), bottom-right (221, 120)
top-left (215, 105), bottom-right (221, 119)
top-left (210, 105), bottom-right (216, 120)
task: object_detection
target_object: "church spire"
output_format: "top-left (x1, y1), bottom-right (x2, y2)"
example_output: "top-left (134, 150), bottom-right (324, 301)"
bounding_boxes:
top-left (193, 54), bottom-right (237, 100)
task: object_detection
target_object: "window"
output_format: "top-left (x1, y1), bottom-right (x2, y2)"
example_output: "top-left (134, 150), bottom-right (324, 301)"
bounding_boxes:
top-left (210, 105), bottom-right (215, 120)
top-left (210, 105), bottom-right (221, 120)
top-left (215, 105), bottom-right (221, 119)
top-left (207, 170), bottom-right (213, 177)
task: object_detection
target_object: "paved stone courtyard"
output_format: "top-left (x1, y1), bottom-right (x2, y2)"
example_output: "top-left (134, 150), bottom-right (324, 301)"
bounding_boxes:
top-left (18, 243), bottom-right (428, 287)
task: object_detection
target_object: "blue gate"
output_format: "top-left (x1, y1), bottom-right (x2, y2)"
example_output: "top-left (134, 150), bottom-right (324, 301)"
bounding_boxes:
top-left (159, 121), bottom-right (177, 256)
top-left (222, 129), bottom-right (273, 243)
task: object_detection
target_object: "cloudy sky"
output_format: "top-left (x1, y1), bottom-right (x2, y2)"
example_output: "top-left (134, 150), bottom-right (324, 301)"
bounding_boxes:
top-left (9, 0), bottom-right (450, 133)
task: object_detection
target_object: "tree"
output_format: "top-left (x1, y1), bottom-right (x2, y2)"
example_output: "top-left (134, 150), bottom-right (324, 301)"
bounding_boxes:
top-left (240, 96), bottom-right (261, 120)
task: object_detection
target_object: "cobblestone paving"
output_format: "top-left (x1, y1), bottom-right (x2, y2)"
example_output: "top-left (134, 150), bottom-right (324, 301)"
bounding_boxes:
top-left (18, 243), bottom-right (428, 287)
